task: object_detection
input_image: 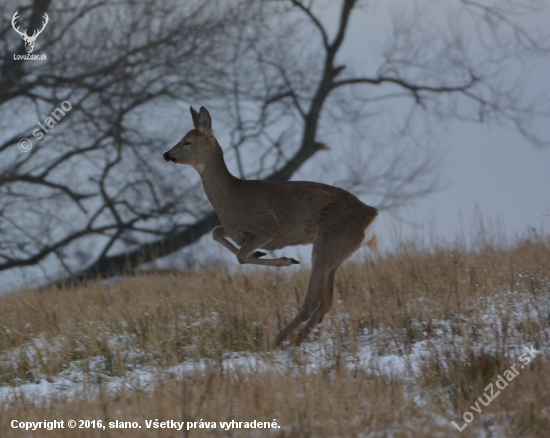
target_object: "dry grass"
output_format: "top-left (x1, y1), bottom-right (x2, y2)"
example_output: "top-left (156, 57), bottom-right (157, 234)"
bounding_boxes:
top-left (1, 233), bottom-right (549, 437)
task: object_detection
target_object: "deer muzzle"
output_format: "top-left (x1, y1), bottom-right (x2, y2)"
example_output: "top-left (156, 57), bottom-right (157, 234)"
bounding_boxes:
top-left (163, 151), bottom-right (176, 162)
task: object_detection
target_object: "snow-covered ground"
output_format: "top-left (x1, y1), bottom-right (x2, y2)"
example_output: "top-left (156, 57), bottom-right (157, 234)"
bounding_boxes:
top-left (0, 285), bottom-right (547, 437)
top-left (2, 314), bottom-right (547, 408)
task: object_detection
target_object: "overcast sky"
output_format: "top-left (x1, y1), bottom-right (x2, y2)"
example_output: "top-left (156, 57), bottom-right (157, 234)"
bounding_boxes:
top-left (336, 1), bottom-right (550, 246)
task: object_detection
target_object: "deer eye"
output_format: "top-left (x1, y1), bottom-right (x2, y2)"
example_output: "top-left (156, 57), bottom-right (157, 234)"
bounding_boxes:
top-left (183, 141), bottom-right (191, 146)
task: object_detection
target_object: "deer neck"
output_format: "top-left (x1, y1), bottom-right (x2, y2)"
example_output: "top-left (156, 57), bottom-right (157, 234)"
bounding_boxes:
top-left (197, 147), bottom-right (237, 208)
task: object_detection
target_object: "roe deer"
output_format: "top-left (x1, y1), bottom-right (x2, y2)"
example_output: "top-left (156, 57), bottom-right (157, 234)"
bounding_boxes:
top-left (164, 107), bottom-right (378, 346)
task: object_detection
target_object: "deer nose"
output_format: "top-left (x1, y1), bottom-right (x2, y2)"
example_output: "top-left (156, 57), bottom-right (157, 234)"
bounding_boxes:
top-left (163, 151), bottom-right (175, 162)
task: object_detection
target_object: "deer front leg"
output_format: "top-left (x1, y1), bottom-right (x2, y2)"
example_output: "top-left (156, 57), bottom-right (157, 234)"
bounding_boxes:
top-left (237, 231), bottom-right (299, 267)
top-left (212, 226), bottom-right (268, 258)
top-left (212, 227), bottom-right (299, 267)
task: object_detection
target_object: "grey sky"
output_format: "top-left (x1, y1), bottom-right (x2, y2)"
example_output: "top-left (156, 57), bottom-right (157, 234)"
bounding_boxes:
top-left (332, 1), bottom-right (550, 244)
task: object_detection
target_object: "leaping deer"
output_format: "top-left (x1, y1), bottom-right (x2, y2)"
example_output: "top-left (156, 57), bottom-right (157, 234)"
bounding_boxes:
top-left (11, 10), bottom-right (49, 54)
top-left (164, 107), bottom-right (379, 346)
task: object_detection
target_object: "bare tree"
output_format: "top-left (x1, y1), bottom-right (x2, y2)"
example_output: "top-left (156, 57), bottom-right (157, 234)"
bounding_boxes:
top-left (0, 0), bottom-right (246, 284)
top-left (0, 0), bottom-right (548, 288)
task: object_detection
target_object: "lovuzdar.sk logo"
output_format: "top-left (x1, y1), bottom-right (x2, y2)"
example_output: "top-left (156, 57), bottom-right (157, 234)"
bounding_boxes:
top-left (12, 10), bottom-right (48, 61)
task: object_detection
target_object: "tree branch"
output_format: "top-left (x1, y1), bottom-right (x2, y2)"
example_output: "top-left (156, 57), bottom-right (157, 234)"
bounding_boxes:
top-left (332, 75), bottom-right (477, 96)
top-left (290, 0), bottom-right (329, 49)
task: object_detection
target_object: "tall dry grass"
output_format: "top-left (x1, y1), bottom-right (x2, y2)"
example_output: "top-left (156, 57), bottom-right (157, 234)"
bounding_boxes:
top-left (0, 232), bottom-right (549, 437)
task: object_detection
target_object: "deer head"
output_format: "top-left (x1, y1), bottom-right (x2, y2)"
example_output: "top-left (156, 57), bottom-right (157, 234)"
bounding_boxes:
top-left (163, 107), bottom-right (219, 172)
top-left (11, 11), bottom-right (49, 54)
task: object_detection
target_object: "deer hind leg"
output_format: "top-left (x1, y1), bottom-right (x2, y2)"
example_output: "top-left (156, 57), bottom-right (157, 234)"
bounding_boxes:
top-left (213, 227), bottom-right (299, 267)
top-left (295, 267), bottom-right (337, 344)
top-left (274, 261), bottom-right (332, 346)
top-left (275, 226), bottom-right (365, 347)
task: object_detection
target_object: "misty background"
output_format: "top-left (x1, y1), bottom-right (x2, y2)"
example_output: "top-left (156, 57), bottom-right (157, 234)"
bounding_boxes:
top-left (1, 0), bottom-right (549, 293)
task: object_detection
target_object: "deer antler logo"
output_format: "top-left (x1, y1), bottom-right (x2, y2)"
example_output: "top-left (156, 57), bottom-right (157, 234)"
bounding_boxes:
top-left (11, 10), bottom-right (49, 54)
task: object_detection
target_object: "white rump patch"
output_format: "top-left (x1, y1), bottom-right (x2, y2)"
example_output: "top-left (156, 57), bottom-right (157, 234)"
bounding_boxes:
top-left (363, 215), bottom-right (378, 245)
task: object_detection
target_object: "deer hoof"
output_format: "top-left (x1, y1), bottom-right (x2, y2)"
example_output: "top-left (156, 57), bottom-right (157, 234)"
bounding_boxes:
top-left (254, 251), bottom-right (266, 258)
top-left (290, 258), bottom-right (300, 264)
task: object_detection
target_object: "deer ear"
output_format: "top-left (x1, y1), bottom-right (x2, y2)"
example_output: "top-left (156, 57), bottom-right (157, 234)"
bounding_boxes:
top-left (190, 106), bottom-right (200, 129)
top-left (197, 107), bottom-right (213, 135)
